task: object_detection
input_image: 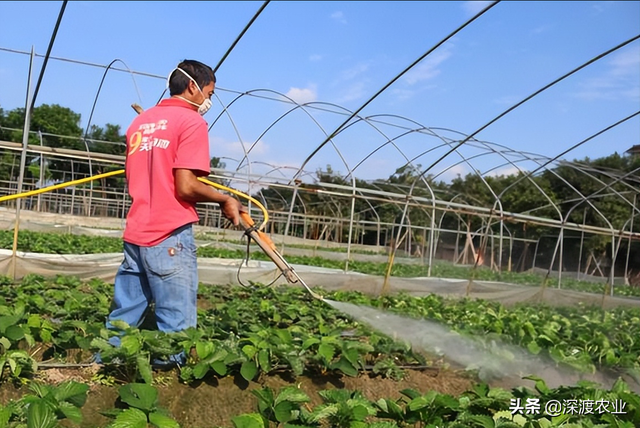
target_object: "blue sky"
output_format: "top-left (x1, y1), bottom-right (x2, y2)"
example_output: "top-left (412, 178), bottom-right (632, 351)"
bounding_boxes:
top-left (0, 1), bottom-right (639, 184)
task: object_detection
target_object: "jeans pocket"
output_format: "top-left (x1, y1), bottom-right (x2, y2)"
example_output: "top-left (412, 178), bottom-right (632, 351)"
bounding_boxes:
top-left (142, 245), bottom-right (184, 278)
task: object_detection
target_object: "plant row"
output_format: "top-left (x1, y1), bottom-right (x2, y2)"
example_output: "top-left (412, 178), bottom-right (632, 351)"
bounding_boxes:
top-left (1, 378), bottom-right (639, 427)
top-left (0, 275), bottom-right (423, 386)
top-left (0, 274), bottom-right (638, 387)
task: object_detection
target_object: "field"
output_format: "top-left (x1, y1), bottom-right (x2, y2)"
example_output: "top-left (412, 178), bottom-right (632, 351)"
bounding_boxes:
top-left (0, 230), bottom-right (639, 427)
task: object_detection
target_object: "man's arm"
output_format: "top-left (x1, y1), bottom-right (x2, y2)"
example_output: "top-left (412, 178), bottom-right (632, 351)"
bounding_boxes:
top-left (174, 168), bottom-right (245, 226)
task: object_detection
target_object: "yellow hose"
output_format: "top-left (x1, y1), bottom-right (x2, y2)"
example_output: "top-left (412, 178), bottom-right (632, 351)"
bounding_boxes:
top-left (0, 169), bottom-right (125, 203)
top-left (0, 169), bottom-right (269, 230)
top-left (197, 177), bottom-right (269, 230)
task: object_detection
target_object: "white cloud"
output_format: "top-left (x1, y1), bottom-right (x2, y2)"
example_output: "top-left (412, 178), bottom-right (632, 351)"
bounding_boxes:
top-left (390, 88), bottom-right (417, 102)
top-left (331, 11), bottom-right (347, 24)
top-left (609, 48), bottom-right (640, 78)
top-left (330, 62), bottom-right (371, 104)
top-left (403, 48), bottom-right (452, 86)
top-left (462, 1), bottom-right (493, 16)
top-left (339, 62), bottom-right (370, 81)
top-left (335, 82), bottom-right (367, 104)
top-left (590, 2), bottom-right (610, 14)
top-left (531, 24), bottom-right (551, 35)
top-left (212, 138), bottom-right (270, 159)
top-left (285, 86), bottom-right (318, 105)
top-left (436, 163), bottom-right (470, 182)
top-left (309, 54), bottom-right (323, 62)
top-left (573, 47), bottom-right (640, 102)
top-left (493, 95), bottom-right (521, 106)
top-left (485, 165), bottom-right (523, 177)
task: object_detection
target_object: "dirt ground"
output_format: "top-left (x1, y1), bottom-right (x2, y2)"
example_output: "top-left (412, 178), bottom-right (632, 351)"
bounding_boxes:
top-left (0, 365), bottom-right (477, 428)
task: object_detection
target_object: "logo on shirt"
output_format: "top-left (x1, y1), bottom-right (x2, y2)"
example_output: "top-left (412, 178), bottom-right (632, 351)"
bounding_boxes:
top-left (128, 120), bottom-right (171, 155)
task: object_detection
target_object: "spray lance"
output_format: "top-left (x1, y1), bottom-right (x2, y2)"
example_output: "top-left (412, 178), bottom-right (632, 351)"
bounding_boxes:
top-left (236, 211), bottom-right (324, 300)
top-left (130, 103), bottom-right (324, 301)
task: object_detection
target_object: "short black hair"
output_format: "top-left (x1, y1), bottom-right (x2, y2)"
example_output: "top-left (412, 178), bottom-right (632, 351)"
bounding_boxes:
top-left (168, 59), bottom-right (216, 96)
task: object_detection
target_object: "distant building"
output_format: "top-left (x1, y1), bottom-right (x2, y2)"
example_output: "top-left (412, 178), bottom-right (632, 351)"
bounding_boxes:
top-left (625, 145), bottom-right (640, 156)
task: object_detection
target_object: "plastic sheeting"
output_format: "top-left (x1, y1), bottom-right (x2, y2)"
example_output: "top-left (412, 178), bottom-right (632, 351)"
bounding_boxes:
top-left (1, 249), bottom-right (638, 310)
top-left (1, 208), bottom-right (638, 310)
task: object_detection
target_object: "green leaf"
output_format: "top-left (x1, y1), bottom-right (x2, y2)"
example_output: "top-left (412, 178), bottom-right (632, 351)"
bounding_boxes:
top-left (302, 337), bottom-right (320, 349)
top-left (29, 382), bottom-right (52, 399)
top-left (283, 424), bottom-right (316, 428)
top-left (27, 314), bottom-right (42, 328)
top-left (466, 414), bottom-right (496, 428)
top-left (342, 347), bottom-right (360, 366)
top-left (118, 383), bottom-right (158, 412)
top-left (231, 413), bottom-right (266, 428)
top-left (408, 395), bottom-right (433, 412)
top-left (210, 361), bottom-right (228, 377)
top-left (274, 386), bottom-right (310, 405)
top-left (366, 423), bottom-right (400, 428)
top-left (472, 383), bottom-right (490, 398)
top-left (57, 401), bottom-right (83, 424)
top-left (110, 320), bottom-right (132, 331)
top-left (26, 401), bottom-right (57, 428)
top-left (317, 343), bottom-right (334, 363)
top-left (522, 375), bottom-right (550, 394)
top-left (487, 387), bottom-right (512, 401)
top-left (351, 405), bottom-right (370, 421)
top-left (242, 344), bottom-right (257, 359)
top-left (110, 408), bottom-right (148, 428)
top-left (251, 388), bottom-right (274, 408)
top-left (0, 315), bottom-right (20, 334)
top-left (54, 380), bottom-right (89, 407)
top-left (90, 337), bottom-right (113, 352)
top-left (286, 355), bottom-right (304, 376)
top-left (526, 341), bottom-right (541, 355)
top-left (0, 404), bottom-right (12, 425)
top-left (275, 329), bottom-right (292, 344)
top-left (193, 362), bottom-right (210, 379)
top-left (257, 349), bottom-right (271, 373)
top-left (241, 360), bottom-right (258, 381)
top-left (604, 348), bottom-right (618, 365)
top-left (137, 354), bottom-right (153, 384)
top-left (148, 411), bottom-right (180, 428)
top-left (0, 337), bottom-right (11, 350)
top-left (196, 341), bottom-right (214, 359)
top-left (4, 325), bottom-right (25, 341)
top-left (400, 388), bottom-right (421, 400)
top-left (331, 357), bottom-right (358, 377)
top-left (23, 333), bottom-right (35, 348)
top-left (120, 335), bottom-right (141, 356)
top-left (309, 404), bottom-right (339, 422)
top-left (274, 401), bottom-right (295, 423)
top-left (39, 329), bottom-right (52, 343)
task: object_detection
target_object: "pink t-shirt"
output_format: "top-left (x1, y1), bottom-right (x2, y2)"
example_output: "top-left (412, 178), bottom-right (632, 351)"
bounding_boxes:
top-left (123, 98), bottom-right (210, 246)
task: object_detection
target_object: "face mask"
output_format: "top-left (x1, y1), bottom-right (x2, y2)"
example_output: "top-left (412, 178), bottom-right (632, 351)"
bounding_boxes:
top-left (169, 67), bottom-right (213, 115)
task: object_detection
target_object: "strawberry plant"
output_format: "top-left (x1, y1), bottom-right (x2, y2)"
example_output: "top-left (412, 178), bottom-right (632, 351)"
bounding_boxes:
top-left (249, 386), bottom-right (313, 426)
top-left (310, 389), bottom-right (377, 427)
top-left (0, 380), bottom-right (89, 427)
top-left (103, 383), bottom-right (180, 428)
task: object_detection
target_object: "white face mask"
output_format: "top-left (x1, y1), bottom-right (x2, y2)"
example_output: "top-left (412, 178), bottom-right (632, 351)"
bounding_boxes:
top-left (169, 67), bottom-right (213, 115)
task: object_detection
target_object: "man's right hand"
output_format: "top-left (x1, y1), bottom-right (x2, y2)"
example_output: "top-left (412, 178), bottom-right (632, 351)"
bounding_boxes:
top-left (220, 196), bottom-right (246, 226)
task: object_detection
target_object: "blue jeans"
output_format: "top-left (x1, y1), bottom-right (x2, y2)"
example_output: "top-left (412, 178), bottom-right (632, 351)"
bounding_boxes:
top-left (105, 224), bottom-right (198, 363)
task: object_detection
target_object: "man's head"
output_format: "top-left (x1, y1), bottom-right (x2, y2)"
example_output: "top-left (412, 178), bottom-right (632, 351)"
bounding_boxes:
top-left (167, 60), bottom-right (216, 114)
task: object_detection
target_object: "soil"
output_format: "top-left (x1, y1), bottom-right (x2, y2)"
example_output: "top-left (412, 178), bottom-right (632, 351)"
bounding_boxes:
top-left (0, 364), bottom-right (477, 428)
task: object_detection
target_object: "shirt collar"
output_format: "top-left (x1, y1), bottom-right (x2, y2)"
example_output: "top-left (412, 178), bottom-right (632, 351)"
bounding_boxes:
top-left (158, 97), bottom-right (197, 110)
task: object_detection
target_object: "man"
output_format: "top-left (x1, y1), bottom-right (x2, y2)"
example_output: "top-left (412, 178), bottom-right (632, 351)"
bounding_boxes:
top-left (103, 59), bottom-right (245, 367)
